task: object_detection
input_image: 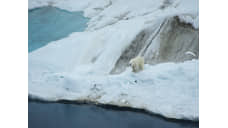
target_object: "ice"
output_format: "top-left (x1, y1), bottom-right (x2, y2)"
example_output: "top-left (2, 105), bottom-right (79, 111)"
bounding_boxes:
top-left (29, 59), bottom-right (198, 120)
top-left (185, 51), bottom-right (197, 57)
top-left (29, 0), bottom-right (199, 29)
top-left (29, 18), bottom-right (148, 74)
top-left (28, 0), bottom-right (199, 120)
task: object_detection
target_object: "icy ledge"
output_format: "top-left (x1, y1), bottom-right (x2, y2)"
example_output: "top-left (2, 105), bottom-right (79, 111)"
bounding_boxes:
top-left (29, 60), bottom-right (198, 121)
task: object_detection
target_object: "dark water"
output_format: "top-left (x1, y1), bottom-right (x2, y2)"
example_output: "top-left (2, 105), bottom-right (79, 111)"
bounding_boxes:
top-left (28, 6), bottom-right (89, 52)
top-left (28, 101), bottom-right (198, 128)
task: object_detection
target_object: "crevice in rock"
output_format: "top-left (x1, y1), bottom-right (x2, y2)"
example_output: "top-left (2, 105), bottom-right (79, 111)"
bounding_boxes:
top-left (109, 28), bottom-right (152, 74)
top-left (110, 15), bottom-right (198, 74)
top-left (145, 16), bottom-right (199, 64)
top-left (140, 19), bottom-right (168, 56)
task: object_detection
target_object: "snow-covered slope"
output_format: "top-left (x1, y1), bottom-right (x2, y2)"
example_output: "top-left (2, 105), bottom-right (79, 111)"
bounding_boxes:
top-left (28, 0), bottom-right (199, 120)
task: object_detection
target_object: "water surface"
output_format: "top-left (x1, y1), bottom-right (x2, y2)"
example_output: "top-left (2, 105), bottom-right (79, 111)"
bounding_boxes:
top-left (28, 6), bottom-right (89, 52)
top-left (29, 101), bottom-right (198, 128)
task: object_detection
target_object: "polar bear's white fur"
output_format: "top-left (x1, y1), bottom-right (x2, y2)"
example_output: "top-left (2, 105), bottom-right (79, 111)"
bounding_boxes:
top-left (129, 56), bottom-right (144, 73)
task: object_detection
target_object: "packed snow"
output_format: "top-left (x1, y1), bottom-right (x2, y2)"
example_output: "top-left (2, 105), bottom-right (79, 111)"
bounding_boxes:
top-left (28, 0), bottom-right (199, 120)
top-left (29, 59), bottom-right (198, 120)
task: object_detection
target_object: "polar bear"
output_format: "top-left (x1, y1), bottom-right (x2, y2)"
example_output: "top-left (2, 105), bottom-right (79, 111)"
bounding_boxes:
top-left (129, 56), bottom-right (144, 73)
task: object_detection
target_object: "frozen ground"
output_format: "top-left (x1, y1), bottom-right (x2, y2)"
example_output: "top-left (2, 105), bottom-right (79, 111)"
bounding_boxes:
top-left (28, 0), bottom-right (199, 120)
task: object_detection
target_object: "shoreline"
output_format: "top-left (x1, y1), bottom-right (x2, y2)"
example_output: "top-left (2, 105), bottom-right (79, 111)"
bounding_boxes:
top-left (29, 98), bottom-right (199, 123)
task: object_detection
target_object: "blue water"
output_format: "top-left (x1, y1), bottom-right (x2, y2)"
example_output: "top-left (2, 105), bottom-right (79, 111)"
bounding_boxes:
top-left (29, 101), bottom-right (199, 128)
top-left (28, 6), bottom-right (89, 52)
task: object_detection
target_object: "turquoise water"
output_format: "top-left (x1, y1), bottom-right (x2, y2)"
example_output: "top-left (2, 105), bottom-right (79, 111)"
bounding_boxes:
top-left (28, 6), bottom-right (89, 52)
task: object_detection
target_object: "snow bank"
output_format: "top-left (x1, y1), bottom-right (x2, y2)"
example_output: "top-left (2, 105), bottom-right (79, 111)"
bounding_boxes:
top-left (29, 60), bottom-right (198, 120)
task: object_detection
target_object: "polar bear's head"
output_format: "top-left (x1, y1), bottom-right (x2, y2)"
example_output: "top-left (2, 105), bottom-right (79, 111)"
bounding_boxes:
top-left (129, 60), bottom-right (137, 72)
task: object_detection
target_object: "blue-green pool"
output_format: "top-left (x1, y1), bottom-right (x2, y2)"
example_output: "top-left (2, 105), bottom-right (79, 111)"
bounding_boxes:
top-left (28, 6), bottom-right (89, 52)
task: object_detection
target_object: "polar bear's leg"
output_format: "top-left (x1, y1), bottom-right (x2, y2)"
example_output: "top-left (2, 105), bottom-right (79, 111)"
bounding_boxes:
top-left (141, 59), bottom-right (144, 70)
top-left (135, 63), bottom-right (140, 72)
top-left (139, 63), bottom-right (142, 71)
top-left (132, 63), bottom-right (137, 72)
top-left (138, 58), bottom-right (144, 71)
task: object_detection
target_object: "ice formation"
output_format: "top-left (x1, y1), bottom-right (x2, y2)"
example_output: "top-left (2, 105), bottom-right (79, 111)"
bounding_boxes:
top-left (28, 0), bottom-right (199, 120)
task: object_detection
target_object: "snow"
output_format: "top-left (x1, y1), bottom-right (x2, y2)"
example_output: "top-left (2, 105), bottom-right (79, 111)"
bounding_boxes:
top-left (29, 0), bottom-right (199, 29)
top-left (28, 0), bottom-right (199, 120)
top-left (185, 51), bottom-right (196, 57)
top-left (29, 18), bottom-right (148, 74)
top-left (29, 60), bottom-right (198, 120)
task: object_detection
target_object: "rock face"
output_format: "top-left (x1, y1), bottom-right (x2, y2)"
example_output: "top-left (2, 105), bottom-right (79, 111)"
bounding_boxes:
top-left (143, 16), bottom-right (199, 64)
top-left (111, 16), bottom-right (198, 74)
